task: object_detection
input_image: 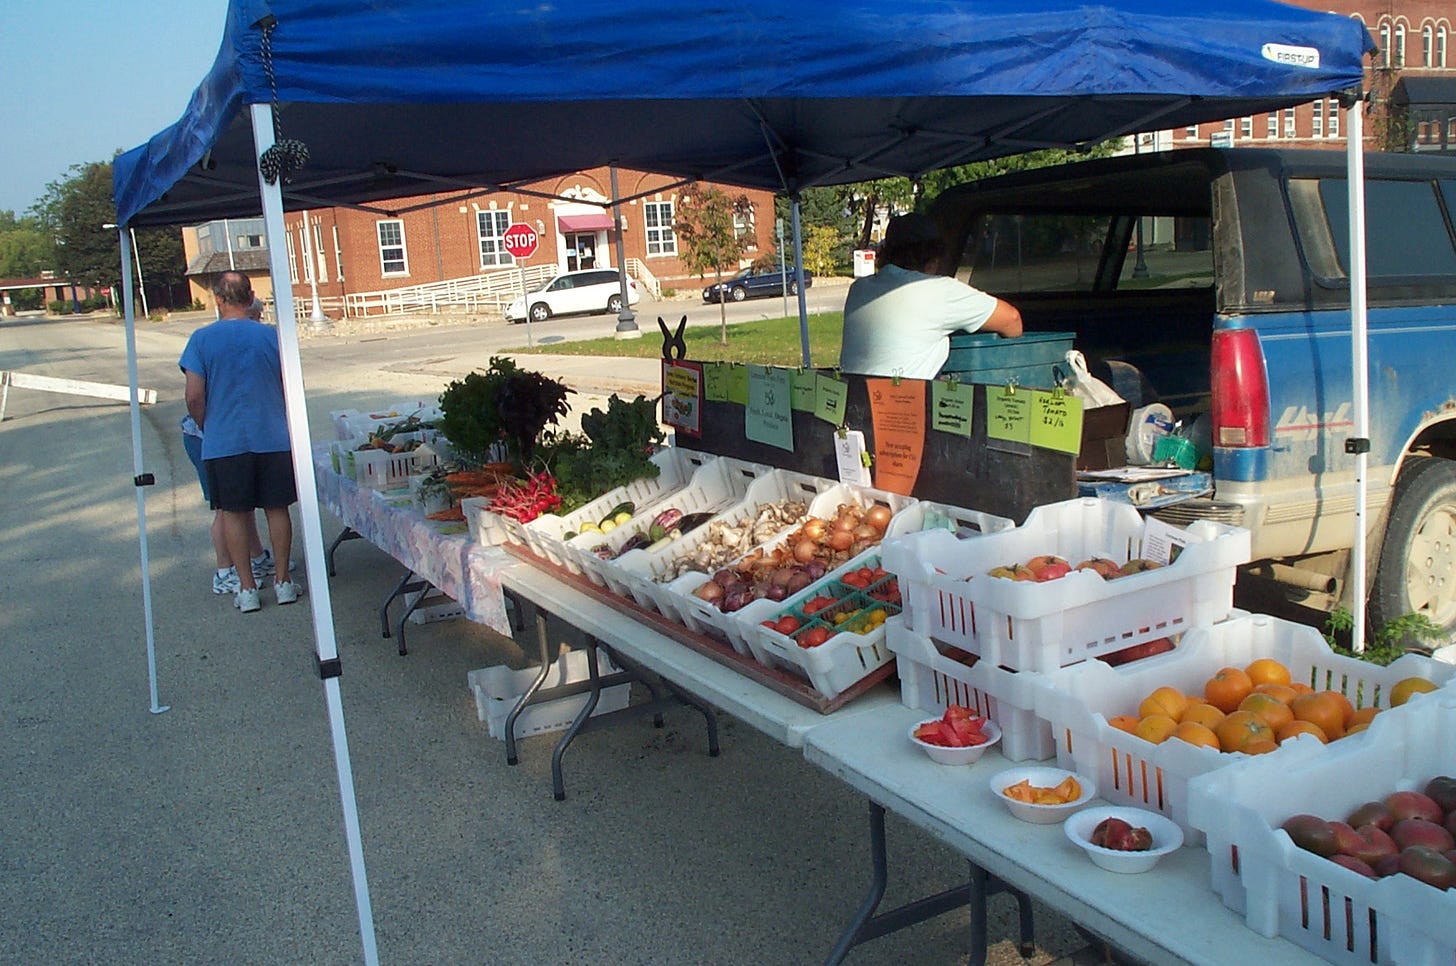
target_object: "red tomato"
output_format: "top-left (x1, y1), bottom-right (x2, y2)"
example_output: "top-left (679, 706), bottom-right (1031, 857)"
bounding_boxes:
top-left (775, 615), bottom-right (801, 635)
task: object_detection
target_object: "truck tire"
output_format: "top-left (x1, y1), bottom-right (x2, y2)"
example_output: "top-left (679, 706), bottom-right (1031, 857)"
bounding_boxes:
top-left (1370, 455), bottom-right (1456, 637)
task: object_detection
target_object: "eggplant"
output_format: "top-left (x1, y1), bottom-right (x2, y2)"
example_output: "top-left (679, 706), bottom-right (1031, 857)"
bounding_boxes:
top-left (617, 532), bottom-right (651, 555)
top-left (676, 511), bottom-right (715, 534)
top-left (651, 507), bottom-right (684, 533)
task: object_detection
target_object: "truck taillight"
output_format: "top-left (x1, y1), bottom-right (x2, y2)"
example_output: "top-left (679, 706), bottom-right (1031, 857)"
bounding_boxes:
top-left (1210, 329), bottom-right (1270, 447)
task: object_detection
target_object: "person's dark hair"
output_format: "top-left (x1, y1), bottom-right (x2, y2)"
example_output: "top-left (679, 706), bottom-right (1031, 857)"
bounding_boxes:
top-left (212, 271), bottom-right (254, 309)
top-left (878, 213), bottom-right (945, 273)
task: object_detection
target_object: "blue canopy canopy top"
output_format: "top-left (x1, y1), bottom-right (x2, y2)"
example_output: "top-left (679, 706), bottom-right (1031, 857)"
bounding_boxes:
top-left (113, 0), bottom-right (1373, 226)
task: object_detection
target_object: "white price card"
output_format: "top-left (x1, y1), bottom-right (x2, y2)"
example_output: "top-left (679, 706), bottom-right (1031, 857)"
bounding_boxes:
top-left (834, 429), bottom-right (872, 486)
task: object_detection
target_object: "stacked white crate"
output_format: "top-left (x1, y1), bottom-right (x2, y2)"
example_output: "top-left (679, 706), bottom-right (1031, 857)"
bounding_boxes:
top-left (1188, 689), bottom-right (1456, 966)
top-left (467, 649), bottom-right (631, 740)
top-left (1033, 612), bottom-right (1456, 844)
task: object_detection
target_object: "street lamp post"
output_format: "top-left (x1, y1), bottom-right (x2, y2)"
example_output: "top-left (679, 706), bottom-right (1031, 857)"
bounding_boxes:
top-left (609, 166), bottom-right (641, 340)
top-left (301, 211), bottom-right (330, 330)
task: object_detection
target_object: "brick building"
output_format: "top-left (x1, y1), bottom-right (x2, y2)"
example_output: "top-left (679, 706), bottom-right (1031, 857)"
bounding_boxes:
top-left (183, 167), bottom-right (776, 318)
top-left (1173, 1), bottom-right (1453, 152)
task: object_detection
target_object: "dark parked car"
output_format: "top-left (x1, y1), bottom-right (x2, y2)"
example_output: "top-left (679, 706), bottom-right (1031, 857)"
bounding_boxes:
top-left (702, 265), bottom-right (813, 303)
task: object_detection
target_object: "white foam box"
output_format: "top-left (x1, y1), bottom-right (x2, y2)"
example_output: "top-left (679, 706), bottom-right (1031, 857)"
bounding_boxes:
top-left (1188, 689), bottom-right (1456, 966)
top-left (886, 615), bottom-right (1055, 762)
top-left (880, 496), bottom-right (1251, 673)
top-left (467, 649), bottom-right (631, 741)
top-left (672, 483), bottom-right (920, 658)
top-left (1033, 612), bottom-right (1456, 845)
top-left (404, 587), bottom-right (465, 625)
top-left (523, 447), bottom-right (717, 567)
top-left (602, 468), bottom-right (837, 623)
top-left (562, 454), bottom-right (763, 584)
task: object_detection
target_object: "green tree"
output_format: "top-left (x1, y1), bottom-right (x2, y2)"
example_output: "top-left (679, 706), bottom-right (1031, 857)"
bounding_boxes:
top-left (0, 226), bottom-right (54, 278)
top-left (35, 161), bottom-right (120, 293)
top-left (675, 183), bottom-right (752, 345)
top-left (799, 225), bottom-right (841, 278)
top-left (775, 189), bottom-right (856, 273)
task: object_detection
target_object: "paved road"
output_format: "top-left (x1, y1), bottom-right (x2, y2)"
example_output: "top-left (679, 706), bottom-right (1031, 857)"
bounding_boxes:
top-left (1, 311), bottom-right (1095, 966)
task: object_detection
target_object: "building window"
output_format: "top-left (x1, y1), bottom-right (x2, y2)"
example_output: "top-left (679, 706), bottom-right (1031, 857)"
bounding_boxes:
top-left (1284, 107), bottom-right (1297, 138)
top-left (1394, 24), bottom-right (1406, 68)
top-left (312, 222), bottom-right (328, 284)
top-left (1424, 25), bottom-right (1435, 67)
top-left (377, 220), bottom-right (408, 276)
top-left (1185, 123), bottom-right (1198, 139)
top-left (333, 226), bottom-right (345, 282)
top-left (1241, 116), bottom-right (1253, 139)
top-left (285, 233), bottom-right (298, 284)
top-left (1439, 26), bottom-right (1448, 68)
top-left (1267, 113), bottom-right (1279, 138)
top-left (1380, 23), bottom-right (1391, 67)
top-left (733, 205), bottom-right (756, 247)
top-left (476, 210), bottom-right (513, 268)
top-left (236, 233), bottom-right (262, 249)
top-left (1312, 99), bottom-right (1323, 138)
top-left (644, 201), bottom-right (676, 256)
top-left (1327, 100), bottom-right (1339, 139)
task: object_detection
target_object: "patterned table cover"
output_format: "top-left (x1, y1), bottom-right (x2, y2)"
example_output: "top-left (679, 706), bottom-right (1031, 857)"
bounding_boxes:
top-left (313, 446), bottom-right (513, 635)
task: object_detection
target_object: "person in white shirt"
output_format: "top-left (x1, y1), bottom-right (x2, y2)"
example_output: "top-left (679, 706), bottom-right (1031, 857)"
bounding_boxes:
top-left (839, 213), bottom-right (1022, 380)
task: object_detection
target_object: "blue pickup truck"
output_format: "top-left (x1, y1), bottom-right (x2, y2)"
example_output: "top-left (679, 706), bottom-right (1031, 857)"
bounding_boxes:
top-left (702, 264), bottom-right (812, 303)
top-left (928, 148), bottom-right (1456, 640)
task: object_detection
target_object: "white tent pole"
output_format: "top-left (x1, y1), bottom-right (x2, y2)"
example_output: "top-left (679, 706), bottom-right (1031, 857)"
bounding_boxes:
top-left (1346, 99), bottom-right (1370, 655)
top-left (790, 195), bottom-right (810, 368)
top-left (118, 226), bottom-right (170, 715)
top-left (250, 103), bottom-right (380, 966)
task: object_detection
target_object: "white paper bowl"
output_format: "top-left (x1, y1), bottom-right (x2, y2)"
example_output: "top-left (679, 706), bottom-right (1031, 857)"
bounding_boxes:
top-left (989, 765), bottom-right (1097, 824)
top-left (908, 718), bottom-right (1002, 765)
top-left (1063, 806), bottom-right (1184, 873)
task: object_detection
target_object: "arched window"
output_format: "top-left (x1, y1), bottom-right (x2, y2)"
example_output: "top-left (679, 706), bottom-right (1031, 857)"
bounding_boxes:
top-left (1424, 25), bottom-right (1434, 67)
top-left (1394, 23), bottom-right (1406, 68)
top-left (1380, 22), bottom-right (1391, 67)
top-left (1440, 26), bottom-right (1449, 68)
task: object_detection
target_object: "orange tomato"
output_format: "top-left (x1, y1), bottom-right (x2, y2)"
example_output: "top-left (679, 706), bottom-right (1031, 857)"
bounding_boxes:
top-left (1347, 706), bottom-right (1380, 729)
top-left (1245, 658), bottom-right (1292, 687)
top-left (1179, 702), bottom-right (1227, 731)
top-left (1107, 714), bottom-right (1141, 734)
top-left (1345, 721), bottom-right (1371, 736)
top-left (1138, 686), bottom-right (1189, 722)
top-left (1391, 677), bottom-right (1439, 706)
top-left (1287, 682), bottom-right (1315, 696)
top-left (1215, 710), bottom-right (1275, 754)
top-left (1243, 738), bottom-right (1280, 755)
top-left (1323, 690), bottom-right (1355, 725)
top-left (1238, 692), bottom-right (1294, 731)
top-left (1290, 692), bottom-right (1346, 740)
top-left (1275, 719), bottom-right (1329, 744)
top-left (1253, 683), bottom-right (1299, 706)
top-left (1204, 666), bottom-right (1254, 714)
top-left (1135, 713), bottom-right (1179, 744)
top-left (1171, 721), bottom-right (1221, 750)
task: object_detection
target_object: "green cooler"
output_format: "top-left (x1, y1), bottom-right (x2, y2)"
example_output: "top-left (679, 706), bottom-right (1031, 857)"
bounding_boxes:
top-left (939, 330), bottom-right (1075, 388)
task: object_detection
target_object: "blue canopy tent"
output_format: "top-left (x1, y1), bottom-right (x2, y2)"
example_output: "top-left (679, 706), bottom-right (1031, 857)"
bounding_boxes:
top-left (112, 2), bottom-right (1373, 961)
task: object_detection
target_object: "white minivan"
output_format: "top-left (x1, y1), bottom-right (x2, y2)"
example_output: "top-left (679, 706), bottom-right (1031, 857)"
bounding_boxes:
top-left (504, 268), bottom-right (640, 323)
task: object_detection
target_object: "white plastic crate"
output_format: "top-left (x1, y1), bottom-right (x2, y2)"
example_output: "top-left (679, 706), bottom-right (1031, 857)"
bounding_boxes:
top-left (332, 402), bottom-right (443, 440)
top-left (466, 649), bottom-right (631, 741)
top-left (670, 483), bottom-right (919, 654)
top-left (1188, 690), bottom-right (1456, 966)
top-left (461, 496), bottom-right (506, 546)
top-left (886, 616), bottom-right (1055, 762)
top-left (521, 448), bottom-right (716, 566)
top-left (1033, 612), bottom-right (1456, 844)
top-left (354, 446), bottom-right (423, 490)
top-left (567, 456), bottom-right (766, 586)
top-left (404, 587), bottom-right (465, 625)
top-left (329, 435), bottom-right (368, 478)
top-left (881, 497), bottom-right (1251, 672)
top-left (602, 468), bottom-right (836, 622)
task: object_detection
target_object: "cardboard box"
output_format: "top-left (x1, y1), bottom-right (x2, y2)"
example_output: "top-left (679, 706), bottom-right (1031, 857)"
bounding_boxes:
top-left (1076, 401), bottom-right (1130, 470)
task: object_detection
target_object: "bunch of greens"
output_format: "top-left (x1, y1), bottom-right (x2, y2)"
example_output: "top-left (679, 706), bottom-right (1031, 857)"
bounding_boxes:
top-left (538, 394), bottom-right (666, 511)
top-left (438, 357), bottom-right (573, 464)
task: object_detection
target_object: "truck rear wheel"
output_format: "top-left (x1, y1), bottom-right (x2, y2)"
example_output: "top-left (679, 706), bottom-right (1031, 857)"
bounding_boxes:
top-left (1370, 455), bottom-right (1456, 640)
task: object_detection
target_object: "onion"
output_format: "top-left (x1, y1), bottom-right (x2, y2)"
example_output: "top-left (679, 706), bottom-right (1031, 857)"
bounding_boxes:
top-left (786, 571), bottom-right (814, 595)
top-left (793, 539), bottom-right (818, 564)
top-left (804, 560), bottom-right (827, 580)
top-left (853, 524), bottom-right (878, 542)
top-left (770, 568), bottom-right (796, 588)
top-left (865, 505), bottom-right (893, 533)
top-left (694, 580), bottom-right (724, 603)
top-left (766, 584), bottom-right (787, 601)
top-left (832, 515), bottom-right (857, 533)
top-left (830, 530), bottom-right (854, 552)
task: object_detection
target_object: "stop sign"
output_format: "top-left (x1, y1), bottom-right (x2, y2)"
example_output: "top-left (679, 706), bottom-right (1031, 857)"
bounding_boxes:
top-left (502, 223), bottom-right (539, 259)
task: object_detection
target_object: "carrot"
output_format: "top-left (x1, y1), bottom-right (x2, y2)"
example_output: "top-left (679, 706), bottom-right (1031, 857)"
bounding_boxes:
top-left (427, 504), bottom-right (465, 522)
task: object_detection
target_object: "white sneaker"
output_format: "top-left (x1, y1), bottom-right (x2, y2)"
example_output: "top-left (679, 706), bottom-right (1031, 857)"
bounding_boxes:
top-left (274, 580), bottom-right (303, 605)
top-left (234, 588), bottom-right (261, 613)
top-left (213, 566), bottom-right (240, 595)
top-left (253, 550), bottom-right (297, 581)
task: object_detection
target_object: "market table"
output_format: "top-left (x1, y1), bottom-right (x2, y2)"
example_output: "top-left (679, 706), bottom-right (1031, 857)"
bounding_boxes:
top-left (804, 703), bottom-right (1323, 966)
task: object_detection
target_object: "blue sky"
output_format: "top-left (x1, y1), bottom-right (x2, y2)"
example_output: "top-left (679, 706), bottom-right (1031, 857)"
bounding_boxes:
top-left (0, 0), bottom-right (229, 216)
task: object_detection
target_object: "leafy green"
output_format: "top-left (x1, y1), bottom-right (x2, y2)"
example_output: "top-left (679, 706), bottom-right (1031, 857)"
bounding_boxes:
top-left (536, 395), bottom-right (665, 512)
top-left (438, 357), bottom-right (572, 464)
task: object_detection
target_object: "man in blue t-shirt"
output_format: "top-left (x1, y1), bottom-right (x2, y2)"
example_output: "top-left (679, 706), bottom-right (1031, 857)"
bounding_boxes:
top-left (179, 271), bottom-right (300, 613)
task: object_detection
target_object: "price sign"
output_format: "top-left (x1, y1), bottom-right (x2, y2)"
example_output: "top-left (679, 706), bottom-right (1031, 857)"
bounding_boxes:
top-left (502, 224), bottom-right (540, 259)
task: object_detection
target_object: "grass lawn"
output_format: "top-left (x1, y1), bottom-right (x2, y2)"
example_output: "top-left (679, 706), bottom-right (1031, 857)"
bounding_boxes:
top-left (506, 312), bottom-right (846, 367)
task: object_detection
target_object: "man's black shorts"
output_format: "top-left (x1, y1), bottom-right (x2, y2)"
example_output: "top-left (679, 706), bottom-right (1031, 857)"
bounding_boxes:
top-left (204, 451), bottom-right (298, 512)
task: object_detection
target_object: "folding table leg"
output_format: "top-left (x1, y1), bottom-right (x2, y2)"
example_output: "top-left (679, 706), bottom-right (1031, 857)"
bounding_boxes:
top-left (504, 607), bottom-right (554, 767)
top-left (326, 526), bottom-right (361, 577)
